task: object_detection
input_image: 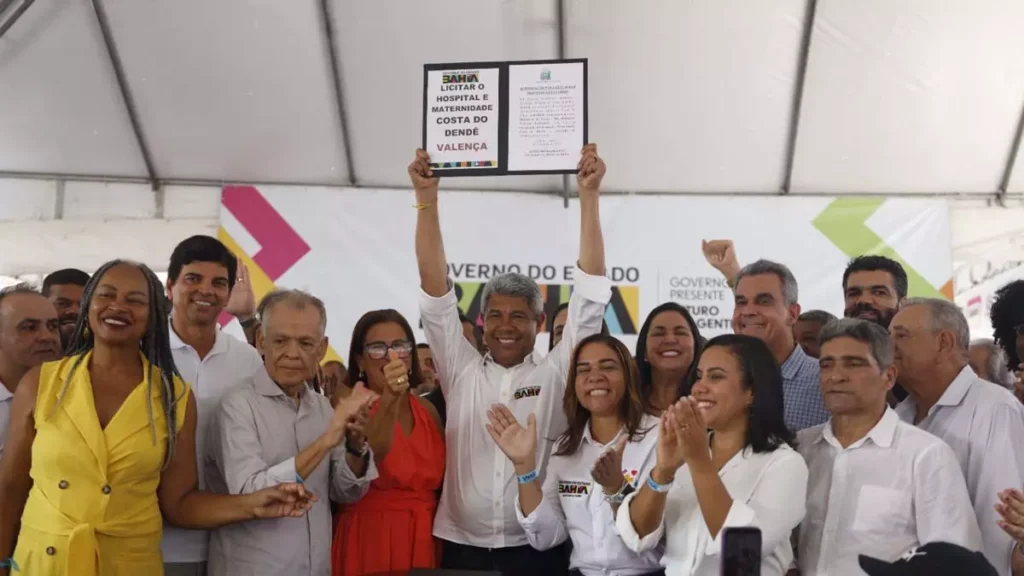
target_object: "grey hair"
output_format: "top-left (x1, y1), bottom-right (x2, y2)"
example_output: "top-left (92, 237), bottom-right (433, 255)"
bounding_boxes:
top-left (900, 297), bottom-right (970, 352)
top-left (0, 283), bottom-right (44, 324)
top-left (257, 289), bottom-right (328, 335)
top-left (735, 259), bottom-right (799, 307)
top-left (819, 318), bottom-right (894, 368)
top-left (480, 273), bottom-right (544, 317)
top-left (798, 309), bottom-right (837, 325)
top-left (970, 338), bottom-right (1015, 388)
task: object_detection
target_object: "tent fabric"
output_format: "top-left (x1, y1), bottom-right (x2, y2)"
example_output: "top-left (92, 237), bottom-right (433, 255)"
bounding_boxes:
top-left (0, 0), bottom-right (1023, 195)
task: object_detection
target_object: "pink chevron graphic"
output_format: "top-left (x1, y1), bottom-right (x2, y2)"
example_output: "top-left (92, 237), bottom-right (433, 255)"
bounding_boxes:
top-left (218, 186), bottom-right (311, 326)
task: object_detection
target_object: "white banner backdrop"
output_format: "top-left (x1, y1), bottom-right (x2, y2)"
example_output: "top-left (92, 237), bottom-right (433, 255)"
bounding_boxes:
top-left (217, 187), bottom-right (951, 362)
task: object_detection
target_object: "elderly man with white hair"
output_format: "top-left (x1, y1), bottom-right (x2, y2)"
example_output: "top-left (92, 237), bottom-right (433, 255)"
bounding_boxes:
top-left (969, 339), bottom-right (1015, 389)
top-left (890, 298), bottom-right (1024, 576)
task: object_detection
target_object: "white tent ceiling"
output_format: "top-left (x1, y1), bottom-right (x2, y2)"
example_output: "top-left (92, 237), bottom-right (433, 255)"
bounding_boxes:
top-left (0, 0), bottom-right (1022, 197)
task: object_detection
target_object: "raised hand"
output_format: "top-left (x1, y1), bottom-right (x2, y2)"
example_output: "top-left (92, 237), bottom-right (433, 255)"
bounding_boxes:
top-left (701, 239), bottom-right (741, 280)
top-left (485, 404), bottom-right (537, 469)
top-left (224, 258), bottom-right (257, 319)
top-left (345, 403), bottom-right (371, 452)
top-left (577, 143), bottom-right (606, 192)
top-left (409, 149), bottom-right (440, 202)
top-left (382, 349), bottom-right (411, 400)
top-left (654, 411), bottom-right (686, 475)
top-left (251, 482), bottom-right (319, 519)
top-left (591, 435), bottom-right (628, 494)
top-left (327, 382), bottom-right (377, 447)
top-left (674, 397), bottom-right (712, 470)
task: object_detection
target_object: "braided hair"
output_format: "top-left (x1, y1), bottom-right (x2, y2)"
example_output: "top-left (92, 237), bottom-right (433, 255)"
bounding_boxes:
top-left (53, 259), bottom-right (184, 469)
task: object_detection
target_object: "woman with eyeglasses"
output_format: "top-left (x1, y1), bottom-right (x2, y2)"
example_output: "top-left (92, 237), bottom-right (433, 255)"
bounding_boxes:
top-left (331, 309), bottom-right (445, 575)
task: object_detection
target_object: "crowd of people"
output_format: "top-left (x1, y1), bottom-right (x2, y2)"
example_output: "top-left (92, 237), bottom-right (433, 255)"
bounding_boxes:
top-left (0, 145), bottom-right (1021, 576)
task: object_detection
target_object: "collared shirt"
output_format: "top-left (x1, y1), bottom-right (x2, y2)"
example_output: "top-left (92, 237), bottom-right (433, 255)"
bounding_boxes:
top-left (517, 414), bottom-right (663, 576)
top-left (162, 322), bottom-right (263, 563)
top-left (0, 379), bottom-right (11, 460)
top-left (205, 367), bottom-right (377, 576)
top-left (780, 345), bottom-right (829, 432)
top-left (616, 444), bottom-right (808, 576)
top-left (895, 366), bottom-right (1024, 576)
top-left (797, 407), bottom-right (982, 575)
top-left (422, 266), bottom-right (611, 548)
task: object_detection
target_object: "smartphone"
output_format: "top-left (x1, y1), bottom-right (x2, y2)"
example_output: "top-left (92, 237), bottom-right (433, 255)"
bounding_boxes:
top-left (721, 526), bottom-right (762, 576)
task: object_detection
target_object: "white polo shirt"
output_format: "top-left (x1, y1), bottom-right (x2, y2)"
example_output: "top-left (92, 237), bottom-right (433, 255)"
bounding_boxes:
top-left (797, 407), bottom-right (982, 575)
top-left (161, 322), bottom-right (263, 563)
top-left (518, 414), bottom-right (663, 576)
top-left (421, 266), bottom-right (612, 549)
top-left (0, 379), bottom-right (12, 460)
top-left (895, 366), bottom-right (1024, 576)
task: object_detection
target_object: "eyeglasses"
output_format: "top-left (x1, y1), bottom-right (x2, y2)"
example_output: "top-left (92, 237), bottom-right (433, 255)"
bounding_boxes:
top-left (364, 340), bottom-right (413, 360)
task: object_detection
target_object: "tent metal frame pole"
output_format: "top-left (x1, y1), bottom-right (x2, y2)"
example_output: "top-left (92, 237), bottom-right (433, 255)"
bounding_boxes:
top-left (89, 0), bottom-right (159, 191)
top-left (0, 0), bottom-right (37, 43)
top-left (318, 0), bottom-right (357, 186)
top-left (997, 99), bottom-right (1024, 206)
top-left (557, 0), bottom-right (570, 208)
top-left (780, 0), bottom-right (819, 195)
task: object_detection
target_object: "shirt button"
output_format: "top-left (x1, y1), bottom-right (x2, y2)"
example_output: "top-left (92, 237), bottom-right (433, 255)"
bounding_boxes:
top-left (58, 480), bottom-right (69, 489)
top-left (102, 484), bottom-right (112, 495)
top-left (46, 546), bottom-right (56, 555)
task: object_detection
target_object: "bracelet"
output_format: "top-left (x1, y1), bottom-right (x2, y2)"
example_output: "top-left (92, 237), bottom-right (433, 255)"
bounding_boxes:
top-left (1, 558), bottom-right (19, 570)
top-left (414, 201), bottom-right (435, 210)
top-left (296, 472), bottom-right (305, 484)
top-left (238, 315), bottom-right (258, 328)
top-left (646, 473), bottom-right (673, 493)
top-left (517, 470), bottom-right (538, 484)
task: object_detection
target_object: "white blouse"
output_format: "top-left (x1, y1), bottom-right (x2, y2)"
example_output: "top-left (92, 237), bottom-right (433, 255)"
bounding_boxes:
top-left (517, 414), bottom-right (663, 576)
top-left (616, 443), bottom-right (808, 576)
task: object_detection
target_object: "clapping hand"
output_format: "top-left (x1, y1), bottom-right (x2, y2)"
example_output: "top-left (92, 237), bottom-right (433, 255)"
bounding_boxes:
top-left (485, 404), bottom-right (537, 471)
top-left (997, 488), bottom-right (1024, 545)
top-left (672, 397), bottom-right (712, 470)
top-left (327, 382), bottom-right (376, 448)
top-left (591, 435), bottom-right (628, 494)
top-left (224, 258), bottom-right (256, 319)
top-left (577, 143), bottom-right (606, 192)
top-left (252, 482), bottom-right (319, 519)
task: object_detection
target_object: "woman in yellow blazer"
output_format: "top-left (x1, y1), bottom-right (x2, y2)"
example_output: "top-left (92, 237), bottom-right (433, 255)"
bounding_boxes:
top-left (0, 260), bottom-right (317, 576)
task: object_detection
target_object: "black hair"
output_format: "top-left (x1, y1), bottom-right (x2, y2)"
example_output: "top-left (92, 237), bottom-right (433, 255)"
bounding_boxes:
top-left (346, 309), bottom-right (424, 388)
top-left (57, 260), bottom-right (183, 469)
top-left (42, 269), bottom-right (91, 296)
top-left (167, 235), bottom-right (237, 287)
top-left (843, 256), bottom-right (908, 300)
top-left (991, 279), bottom-right (1024, 370)
top-left (416, 343), bottom-right (430, 350)
top-left (635, 302), bottom-right (704, 406)
top-left (546, 301), bottom-right (611, 351)
top-left (699, 334), bottom-right (796, 453)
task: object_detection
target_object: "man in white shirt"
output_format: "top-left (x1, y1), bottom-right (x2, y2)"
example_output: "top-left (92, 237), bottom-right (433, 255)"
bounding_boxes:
top-left (890, 298), bottom-right (1024, 576)
top-left (796, 318), bottom-right (981, 575)
top-left (0, 284), bottom-right (62, 459)
top-left (162, 236), bottom-right (264, 576)
top-left (409, 145), bottom-right (612, 574)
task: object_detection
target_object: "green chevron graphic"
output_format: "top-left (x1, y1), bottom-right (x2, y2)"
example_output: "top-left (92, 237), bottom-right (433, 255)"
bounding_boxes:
top-left (812, 198), bottom-right (947, 299)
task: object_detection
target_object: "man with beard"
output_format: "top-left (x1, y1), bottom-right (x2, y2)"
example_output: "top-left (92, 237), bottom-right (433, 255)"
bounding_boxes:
top-left (162, 236), bottom-right (264, 576)
top-left (0, 284), bottom-right (62, 458)
top-left (41, 268), bottom-right (90, 353)
top-left (842, 255), bottom-right (909, 402)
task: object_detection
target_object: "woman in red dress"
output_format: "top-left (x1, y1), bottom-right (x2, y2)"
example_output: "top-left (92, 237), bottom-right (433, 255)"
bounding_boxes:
top-left (331, 309), bottom-right (445, 575)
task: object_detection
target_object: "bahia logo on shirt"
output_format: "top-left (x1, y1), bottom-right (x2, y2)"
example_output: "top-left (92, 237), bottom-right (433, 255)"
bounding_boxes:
top-left (558, 481), bottom-right (591, 498)
top-left (514, 386), bottom-right (541, 400)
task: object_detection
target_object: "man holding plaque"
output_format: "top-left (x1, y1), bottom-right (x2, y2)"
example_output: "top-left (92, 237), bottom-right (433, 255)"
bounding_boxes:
top-left (409, 144), bottom-right (611, 574)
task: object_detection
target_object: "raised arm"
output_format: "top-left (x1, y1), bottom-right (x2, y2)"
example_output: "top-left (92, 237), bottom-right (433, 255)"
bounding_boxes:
top-left (410, 150), bottom-right (447, 298)
top-left (158, 393), bottom-right (316, 529)
top-left (577, 143), bottom-right (606, 277)
top-left (701, 239), bottom-right (742, 288)
top-left (0, 367), bottom-right (40, 573)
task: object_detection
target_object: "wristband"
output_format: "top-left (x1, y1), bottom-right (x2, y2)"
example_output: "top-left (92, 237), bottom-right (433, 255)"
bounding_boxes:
top-left (517, 470), bottom-right (538, 484)
top-left (1, 558), bottom-right (19, 570)
top-left (296, 472), bottom-right (305, 484)
top-left (646, 474), bottom-right (673, 493)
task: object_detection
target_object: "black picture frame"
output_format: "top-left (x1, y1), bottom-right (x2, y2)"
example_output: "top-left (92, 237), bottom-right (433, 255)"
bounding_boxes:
top-left (422, 58), bottom-right (588, 178)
